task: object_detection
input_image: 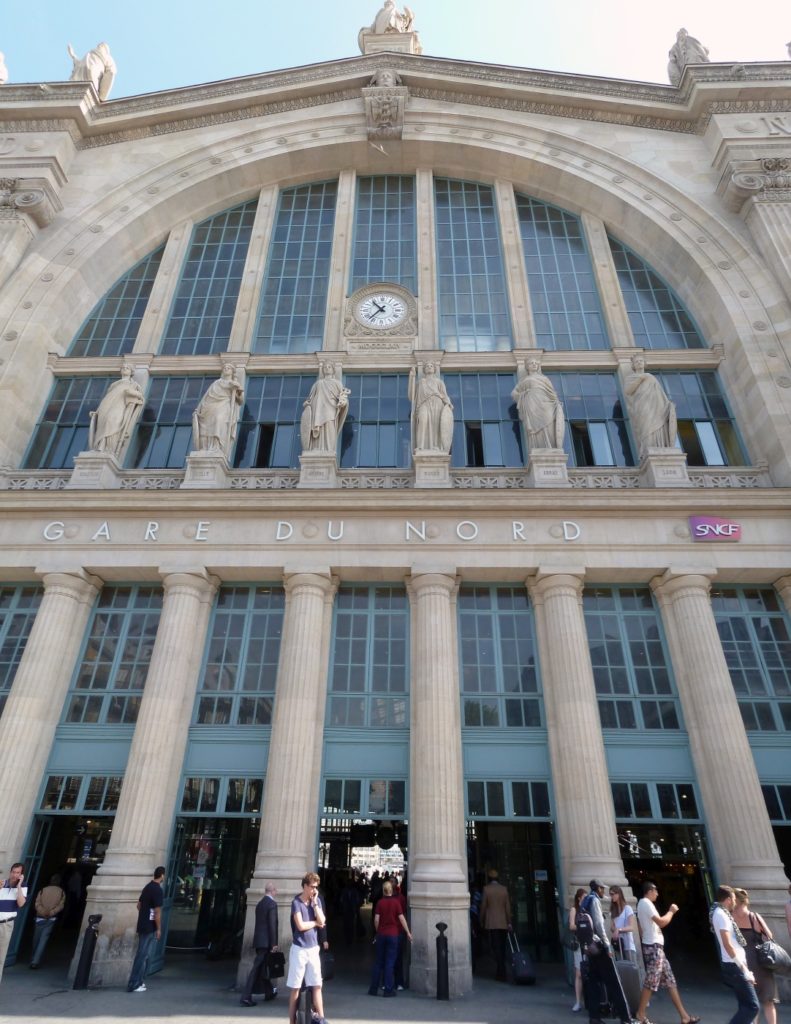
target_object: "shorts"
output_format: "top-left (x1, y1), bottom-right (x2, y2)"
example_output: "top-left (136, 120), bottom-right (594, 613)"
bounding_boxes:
top-left (642, 942), bottom-right (677, 991)
top-left (287, 944), bottom-right (322, 990)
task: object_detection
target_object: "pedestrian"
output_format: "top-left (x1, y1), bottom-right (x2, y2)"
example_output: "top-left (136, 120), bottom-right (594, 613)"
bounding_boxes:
top-left (368, 879), bottom-right (412, 996)
top-left (480, 868), bottom-right (511, 981)
top-left (732, 887), bottom-right (777, 1024)
top-left (30, 874), bottom-right (65, 969)
top-left (579, 880), bottom-right (633, 1024)
top-left (287, 872), bottom-right (328, 1024)
top-left (239, 881), bottom-right (279, 1007)
top-left (711, 884), bottom-right (759, 1024)
top-left (609, 885), bottom-right (637, 962)
top-left (786, 882), bottom-right (791, 939)
top-left (126, 866), bottom-right (165, 993)
top-left (634, 881), bottom-right (699, 1024)
top-left (0, 863), bottom-right (27, 985)
top-left (569, 887), bottom-right (586, 1011)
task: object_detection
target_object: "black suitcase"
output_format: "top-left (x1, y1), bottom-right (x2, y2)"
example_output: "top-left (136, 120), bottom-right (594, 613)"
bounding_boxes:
top-left (615, 954), bottom-right (641, 1016)
top-left (507, 932), bottom-right (536, 985)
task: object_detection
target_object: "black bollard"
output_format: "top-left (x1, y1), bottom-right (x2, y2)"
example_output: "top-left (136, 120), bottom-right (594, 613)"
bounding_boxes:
top-left (436, 921), bottom-right (449, 1000)
top-left (73, 914), bottom-right (102, 990)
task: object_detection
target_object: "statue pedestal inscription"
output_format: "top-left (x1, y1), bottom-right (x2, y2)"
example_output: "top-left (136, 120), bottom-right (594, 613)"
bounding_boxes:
top-left (182, 450), bottom-right (231, 489)
top-left (638, 447), bottom-right (692, 488)
top-left (526, 448), bottom-right (571, 488)
top-left (413, 450), bottom-right (452, 488)
top-left (66, 451), bottom-right (123, 489)
top-left (298, 452), bottom-right (339, 489)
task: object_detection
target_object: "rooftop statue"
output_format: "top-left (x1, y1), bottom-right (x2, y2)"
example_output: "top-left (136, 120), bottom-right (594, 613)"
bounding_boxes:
top-left (358, 2), bottom-right (418, 53)
top-left (667, 28), bottom-right (710, 86)
top-left (0, 52), bottom-right (8, 85)
top-left (67, 41), bottom-right (116, 100)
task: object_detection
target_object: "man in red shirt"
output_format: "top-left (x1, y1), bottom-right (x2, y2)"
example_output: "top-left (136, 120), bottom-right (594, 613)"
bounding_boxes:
top-left (368, 881), bottom-right (411, 996)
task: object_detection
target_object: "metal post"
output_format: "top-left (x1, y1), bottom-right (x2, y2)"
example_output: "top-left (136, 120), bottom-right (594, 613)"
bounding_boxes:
top-left (436, 921), bottom-right (449, 1000)
top-left (72, 914), bottom-right (102, 990)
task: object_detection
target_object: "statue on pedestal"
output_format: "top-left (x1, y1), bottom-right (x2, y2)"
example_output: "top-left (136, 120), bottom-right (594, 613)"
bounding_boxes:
top-left (192, 363), bottom-right (244, 456)
top-left (358, 2), bottom-right (418, 52)
top-left (623, 354), bottom-right (677, 453)
top-left (67, 42), bottom-right (116, 100)
top-left (511, 358), bottom-right (565, 450)
top-left (89, 363), bottom-right (144, 459)
top-left (409, 362), bottom-right (453, 453)
top-left (667, 28), bottom-right (710, 86)
top-left (0, 52), bottom-right (8, 86)
top-left (300, 362), bottom-right (350, 454)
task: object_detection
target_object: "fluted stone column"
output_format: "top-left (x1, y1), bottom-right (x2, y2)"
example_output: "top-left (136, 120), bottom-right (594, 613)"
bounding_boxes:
top-left (76, 569), bottom-right (219, 987)
top-left (775, 576), bottom-right (791, 619)
top-left (652, 571), bottom-right (789, 926)
top-left (528, 571), bottom-right (628, 899)
top-left (407, 571), bottom-right (471, 997)
top-left (240, 571), bottom-right (336, 981)
top-left (0, 570), bottom-right (101, 869)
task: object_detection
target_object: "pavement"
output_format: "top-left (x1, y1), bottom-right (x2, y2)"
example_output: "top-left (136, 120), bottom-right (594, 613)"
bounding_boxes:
top-left (0, 950), bottom-right (747, 1024)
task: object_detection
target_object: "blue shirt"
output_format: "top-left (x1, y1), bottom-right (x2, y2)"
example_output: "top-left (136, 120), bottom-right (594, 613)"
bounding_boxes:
top-left (290, 894), bottom-right (324, 949)
top-left (0, 882), bottom-right (27, 921)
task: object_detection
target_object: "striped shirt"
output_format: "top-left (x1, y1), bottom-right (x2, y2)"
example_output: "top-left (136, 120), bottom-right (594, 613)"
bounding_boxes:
top-left (0, 882), bottom-right (27, 921)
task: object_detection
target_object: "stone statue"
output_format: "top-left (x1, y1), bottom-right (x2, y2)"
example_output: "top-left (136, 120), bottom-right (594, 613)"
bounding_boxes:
top-left (192, 363), bottom-right (244, 456)
top-left (0, 52), bottom-right (8, 86)
top-left (369, 68), bottom-right (402, 87)
top-left (359, 3), bottom-right (417, 51)
top-left (89, 363), bottom-right (145, 459)
top-left (409, 361), bottom-right (453, 453)
top-left (511, 358), bottom-right (565, 450)
top-left (68, 42), bottom-right (116, 100)
top-left (667, 28), bottom-right (710, 86)
top-left (623, 354), bottom-right (677, 453)
top-left (787, 41), bottom-right (791, 60)
top-left (300, 362), bottom-right (351, 454)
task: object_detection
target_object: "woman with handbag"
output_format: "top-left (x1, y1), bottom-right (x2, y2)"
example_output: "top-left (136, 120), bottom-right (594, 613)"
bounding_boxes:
top-left (609, 885), bottom-right (637, 964)
top-left (568, 887), bottom-right (586, 1012)
top-left (732, 888), bottom-right (778, 1024)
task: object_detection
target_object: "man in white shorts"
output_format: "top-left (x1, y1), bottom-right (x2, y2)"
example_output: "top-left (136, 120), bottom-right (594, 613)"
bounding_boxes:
top-left (288, 872), bottom-right (328, 1024)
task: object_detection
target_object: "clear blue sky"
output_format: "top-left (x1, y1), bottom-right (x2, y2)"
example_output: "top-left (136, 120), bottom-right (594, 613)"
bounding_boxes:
top-left (2, 0), bottom-right (789, 97)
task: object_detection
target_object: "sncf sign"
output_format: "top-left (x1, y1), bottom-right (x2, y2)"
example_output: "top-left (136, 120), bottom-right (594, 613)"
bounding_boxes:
top-left (689, 516), bottom-right (742, 542)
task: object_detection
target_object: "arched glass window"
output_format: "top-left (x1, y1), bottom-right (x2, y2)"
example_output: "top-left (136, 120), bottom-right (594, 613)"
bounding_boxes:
top-left (234, 375), bottom-right (314, 469)
top-left (339, 374), bottom-right (412, 469)
top-left (24, 376), bottom-right (114, 469)
top-left (351, 176), bottom-right (416, 293)
top-left (657, 371), bottom-right (745, 465)
top-left (444, 373), bottom-right (522, 468)
top-left (548, 373), bottom-right (633, 467)
top-left (68, 246), bottom-right (164, 357)
top-left (515, 195), bottom-right (607, 350)
top-left (160, 200), bottom-right (257, 355)
top-left (253, 181), bottom-right (337, 354)
top-left (0, 585), bottom-right (42, 718)
top-left (608, 236), bottom-right (706, 349)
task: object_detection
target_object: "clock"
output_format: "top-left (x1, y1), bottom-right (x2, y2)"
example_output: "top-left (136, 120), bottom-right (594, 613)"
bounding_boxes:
top-left (355, 290), bottom-right (408, 330)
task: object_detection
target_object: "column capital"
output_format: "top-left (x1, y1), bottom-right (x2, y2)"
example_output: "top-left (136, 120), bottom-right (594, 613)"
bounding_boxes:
top-left (282, 570), bottom-right (338, 598)
top-left (650, 568), bottom-right (715, 601)
top-left (774, 575), bottom-right (791, 602)
top-left (406, 570), bottom-right (458, 597)
top-left (38, 568), bottom-right (103, 603)
top-left (158, 568), bottom-right (220, 602)
top-left (526, 568), bottom-right (585, 603)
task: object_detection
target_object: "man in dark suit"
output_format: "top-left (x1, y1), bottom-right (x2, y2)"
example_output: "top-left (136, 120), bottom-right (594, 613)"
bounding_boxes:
top-left (240, 882), bottom-right (279, 1007)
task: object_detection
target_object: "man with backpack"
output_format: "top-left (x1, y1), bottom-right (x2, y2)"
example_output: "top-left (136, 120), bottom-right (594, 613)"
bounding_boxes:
top-left (578, 880), bottom-right (636, 1024)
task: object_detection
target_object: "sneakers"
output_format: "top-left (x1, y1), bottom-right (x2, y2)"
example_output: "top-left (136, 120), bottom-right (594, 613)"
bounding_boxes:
top-left (396, 985), bottom-right (404, 991)
top-left (239, 998), bottom-right (257, 1006)
top-left (133, 984), bottom-right (147, 992)
top-left (571, 1003), bottom-right (582, 1012)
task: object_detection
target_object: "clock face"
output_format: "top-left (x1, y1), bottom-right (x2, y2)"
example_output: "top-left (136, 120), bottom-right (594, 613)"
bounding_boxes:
top-left (356, 292), bottom-right (408, 330)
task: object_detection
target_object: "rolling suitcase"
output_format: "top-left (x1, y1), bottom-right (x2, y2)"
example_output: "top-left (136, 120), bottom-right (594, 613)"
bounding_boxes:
top-left (615, 956), bottom-right (641, 1016)
top-left (507, 932), bottom-right (536, 985)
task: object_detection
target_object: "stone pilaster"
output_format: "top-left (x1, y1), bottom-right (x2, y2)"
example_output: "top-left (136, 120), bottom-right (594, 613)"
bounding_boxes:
top-left (76, 569), bottom-right (219, 987)
top-left (581, 212), bottom-right (635, 348)
top-left (0, 570), bottom-right (101, 869)
top-left (226, 185), bottom-right (278, 352)
top-left (324, 169), bottom-right (355, 349)
top-left (240, 571), bottom-right (336, 981)
top-left (132, 219), bottom-right (193, 353)
top-left (651, 571), bottom-right (789, 924)
top-left (407, 571), bottom-right (470, 997)
top-left (527, 571), bottom-right (628, 898)
top-left (416, 169), bottom-right (437, 352)
top-left (495, 180), bottom-right (535, 348)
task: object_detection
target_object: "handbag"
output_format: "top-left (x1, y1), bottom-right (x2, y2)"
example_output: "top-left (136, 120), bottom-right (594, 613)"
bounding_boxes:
top-left (755, 939), bottom-right (791, 974)
top-left (319, 949), bottom-right (335, 980)
top-left (266, 950), bottom-right (286, 978)
top-left (561, 926), bottom-right (579, 951)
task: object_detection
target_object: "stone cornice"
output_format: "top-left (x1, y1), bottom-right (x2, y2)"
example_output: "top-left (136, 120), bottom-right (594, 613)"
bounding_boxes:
top-left (1, 56), bottom-right (790, 148)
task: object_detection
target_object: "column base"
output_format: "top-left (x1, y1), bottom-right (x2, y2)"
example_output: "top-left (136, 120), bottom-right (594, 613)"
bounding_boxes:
top-left (66, 451), bottom-right (123, 489)
top-left (181, 450), bottom-right (231, 488)
top-left (638, 447), bottom-right (691, 487)
top-left (408, 886), bottom-right (471, 997)
top-left (526, 448), bottom-right (571, 487)
top-left (297, 451), bottom-right (339, 488)
top-left (413, 450), bottom-right (452, 488)
top-left (69, 877), bottom-right (148, 987)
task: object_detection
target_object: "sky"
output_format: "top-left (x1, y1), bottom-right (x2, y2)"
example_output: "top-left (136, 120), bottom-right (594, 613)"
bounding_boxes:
top-left (1, 0), bottom-right (790, 98)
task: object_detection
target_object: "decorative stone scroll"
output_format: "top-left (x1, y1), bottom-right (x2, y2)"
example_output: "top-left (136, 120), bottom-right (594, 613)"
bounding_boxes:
top-left (722, 157), bottom-right (791, 211)
top-left (363, 69), bottom-right (408, 140)
top-left (0, 177), bottom-right (60, 227)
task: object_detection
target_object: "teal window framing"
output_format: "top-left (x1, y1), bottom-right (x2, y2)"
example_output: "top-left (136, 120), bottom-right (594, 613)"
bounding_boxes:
top-left (180, 775), bottom-right (264, 816)
top-left (233, 375), bottom-right (314, 469)
top-left (515, 194), bottom-right (608, 350)
top-left (127, 375), bottom-right (214, 469)
top-left (434, 178), bottom-right (512, 351)
top-left (458, 585), bottom-right (542, 728)
top-left (194, 585), bottom-right (284, 726)
top-left (328, 585), bottom-right (409, 729)
top-left (323, 778), bottom-right (406, 818)
top-left (24, 375), bottom-right (114, 470)
top-left (584, 586), bottom-right (680, 731)
top-left (39, 773), bottom-right (123, 813)
top-left (444, 373), bottom-right (523, 468)
top-left (608, 236), bottom-right (706, 350)
top-left (611, 781), bottom-right (700, 821)
top-left (253, 181), bottom-right (337, 354)
top-left (549, 372), bottom-right (633, 467)
top-left (339, 373), bottom-right (412, 469)
top-left (657, 371), bottom-right (746, 466)
top-left (761, 784), bottom-right (791, 822)
top-left (466, 780), bottom-right (551, 818)
top-left (63, 585), bottom-right (162, 725)
top-left (351, 175), bottom-right (417, 293)
top-left (0, 585), bottom-right (42, 718)
top-left (68, 246), bottom-right (165, 357)
top-left (711, 586), bottom-right (791, 732)
top-left (161, 200), bottom-right (257, 355)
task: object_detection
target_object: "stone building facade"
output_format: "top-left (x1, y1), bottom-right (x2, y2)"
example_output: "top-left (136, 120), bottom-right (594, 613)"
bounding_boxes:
top-left (1, 16), bottom-right (790, 996)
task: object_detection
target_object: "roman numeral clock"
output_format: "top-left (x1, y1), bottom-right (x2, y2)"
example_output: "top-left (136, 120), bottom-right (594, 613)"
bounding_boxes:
top-left (344, 282), bottom-right (418, 351)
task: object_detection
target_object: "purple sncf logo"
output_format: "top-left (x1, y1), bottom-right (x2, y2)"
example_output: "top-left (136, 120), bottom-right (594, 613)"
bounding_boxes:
top-left (689, 516), bottom-right (742, 542)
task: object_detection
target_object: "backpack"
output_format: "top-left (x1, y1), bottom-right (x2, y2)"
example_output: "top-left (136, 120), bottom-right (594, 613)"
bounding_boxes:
top-left (576, 894), bottom-right (603, 957)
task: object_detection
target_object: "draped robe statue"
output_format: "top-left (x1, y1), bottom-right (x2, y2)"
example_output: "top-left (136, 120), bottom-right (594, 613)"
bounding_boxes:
top-left (409, 361), bottom-right (453, 453)
top-left (192, 363), bottom-right (244, 456)
top-left (300, 363), bottom-right (350, 454)
top-left (623, 355), bottom-right (677, 453)
top-left (89, 363), bottom-right (144, 460)
top-left (511, 359), bottom-right (565, 451)
top-left (68, 41), bottom-right (116, 100)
